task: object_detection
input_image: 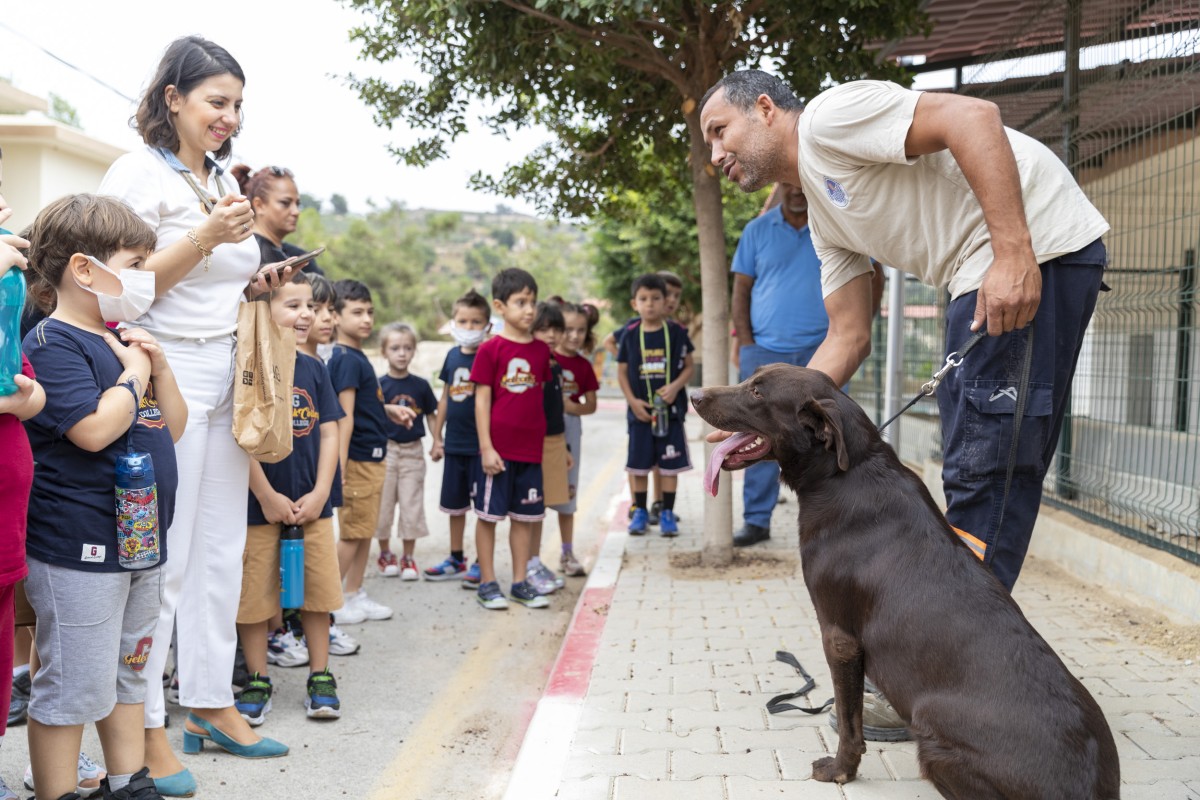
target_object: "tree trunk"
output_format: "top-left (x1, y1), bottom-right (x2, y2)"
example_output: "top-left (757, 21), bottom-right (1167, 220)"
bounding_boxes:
top-left (685, 114), bottom-right (733, 568)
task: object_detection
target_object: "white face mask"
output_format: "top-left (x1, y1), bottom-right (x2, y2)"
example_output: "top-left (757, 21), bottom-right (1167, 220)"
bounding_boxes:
top-left (76, 256), bottom-right (156, 323)
top-left (450, 322), bottom-right (488, 349)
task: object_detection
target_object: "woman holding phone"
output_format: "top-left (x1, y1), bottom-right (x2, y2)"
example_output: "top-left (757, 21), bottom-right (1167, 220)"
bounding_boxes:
top-left (231, 164), bottom-right (324, 275)
top-left (99, 36), bottom-right (291, 795)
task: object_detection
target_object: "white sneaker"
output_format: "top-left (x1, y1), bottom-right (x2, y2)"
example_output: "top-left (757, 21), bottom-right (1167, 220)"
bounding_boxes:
top-left (0, 774), bottom-right (17, 800)
top-left (329, 623), bottom-right (361, 656)
top-left (332, 595), bottom-right (367, 625)
top-left (266, 629), bottom-right (309, 668)
top-left (352, 589), bottom-right (393, 621)
top-left (25, 752), bottom-right (105, 797)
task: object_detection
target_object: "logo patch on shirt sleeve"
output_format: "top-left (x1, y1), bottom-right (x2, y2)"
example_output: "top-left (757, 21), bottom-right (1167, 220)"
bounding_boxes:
top-left (824, 176), bottom-right (850, 208)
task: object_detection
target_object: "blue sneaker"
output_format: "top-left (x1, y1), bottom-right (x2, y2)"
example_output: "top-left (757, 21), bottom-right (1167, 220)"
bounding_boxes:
top-left (462, 561), bottom-right (482, 590)
top-left (477, 581), bottom-right (508, 610)
top-left (629, 507), bottom-right (649, 535)
top-left (305, 669), bottom-right (341, 720)
top-left (235, 673), bottom-right (273, 727)
top-left (425, 555), bottom-right (466, 581)
top-left (510, 581), bottom-right (550, 608)
top-left (659, 508), bottom-right (679, 537)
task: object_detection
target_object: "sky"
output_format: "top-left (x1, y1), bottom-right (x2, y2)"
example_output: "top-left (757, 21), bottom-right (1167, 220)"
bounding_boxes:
top-left (1, 0), bottom-right (548, 216)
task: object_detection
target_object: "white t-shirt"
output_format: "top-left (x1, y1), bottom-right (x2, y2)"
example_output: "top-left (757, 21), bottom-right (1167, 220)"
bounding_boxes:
top-left (99, 146), bottom-right (260, 338)
top-left (797, 81), bottom-right (1110, 300)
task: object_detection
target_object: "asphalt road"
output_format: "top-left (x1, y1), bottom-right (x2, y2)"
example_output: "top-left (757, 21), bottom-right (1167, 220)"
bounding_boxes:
top-left (4, 402), bottom-right (632, 800)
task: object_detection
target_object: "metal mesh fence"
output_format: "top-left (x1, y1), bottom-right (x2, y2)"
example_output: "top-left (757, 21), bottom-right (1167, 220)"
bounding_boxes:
top-left (849, 0), bottom-right (1200, 564)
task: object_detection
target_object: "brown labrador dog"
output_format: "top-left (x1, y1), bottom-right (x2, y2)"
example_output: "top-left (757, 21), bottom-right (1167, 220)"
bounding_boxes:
top-left (691, 364), bottom-right (1119, 800)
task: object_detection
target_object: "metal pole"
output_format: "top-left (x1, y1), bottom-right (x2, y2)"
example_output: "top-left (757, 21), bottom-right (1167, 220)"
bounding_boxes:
top-left (1176, 249), bottom-right (1195, 433)
top-left (1056, 0), bottom-right (1083, 499)
top-left (882, 267), bottom-right (905, 450)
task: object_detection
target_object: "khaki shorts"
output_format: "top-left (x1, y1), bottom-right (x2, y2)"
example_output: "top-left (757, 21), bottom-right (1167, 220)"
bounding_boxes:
top-left (339, 459), bottom-right (386, 541)
top-left (238, 516), bottom-right (343, 623)
top-left (542, 434), bottom-right (571, 508)
top-left (376, 440), bottom-right (430, 541)
top-left (14, 579), bottom-right (35, 628)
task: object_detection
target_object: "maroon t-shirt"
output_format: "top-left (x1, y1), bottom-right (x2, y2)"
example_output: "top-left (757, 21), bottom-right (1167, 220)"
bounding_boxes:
top-left (555, 352), bottom-right (600, 405)
top-left (0, 355), bottom-right (34, 586)
top-left (470, 336), bottom-right (552, 464)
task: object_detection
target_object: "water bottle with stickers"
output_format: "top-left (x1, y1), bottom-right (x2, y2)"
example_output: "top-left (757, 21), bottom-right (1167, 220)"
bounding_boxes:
top-left (115, 451), bottom-right (161, 569)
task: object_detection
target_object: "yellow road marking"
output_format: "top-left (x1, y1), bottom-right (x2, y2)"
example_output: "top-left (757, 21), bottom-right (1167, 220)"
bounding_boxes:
top-left (368, 445), bottom-right (624, 799)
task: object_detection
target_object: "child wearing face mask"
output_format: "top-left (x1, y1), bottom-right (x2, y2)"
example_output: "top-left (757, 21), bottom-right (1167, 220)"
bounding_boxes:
top-left (20, 194), bottom-right (188, 800)
top-left (424, 289), bottom-right (491, 584)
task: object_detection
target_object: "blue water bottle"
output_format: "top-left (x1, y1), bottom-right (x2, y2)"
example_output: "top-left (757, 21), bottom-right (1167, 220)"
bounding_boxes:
top-left (115, 452), bottom-right (161, 569)
top-left (280, 525), bottom-right (305, 609)
top-left (0, 262), bottom-right (25, 397)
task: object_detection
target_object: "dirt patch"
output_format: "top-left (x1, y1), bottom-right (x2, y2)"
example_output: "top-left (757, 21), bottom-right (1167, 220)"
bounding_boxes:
top-left (667, 549), bottom-right (799, 581)
top-left (1024, 557), bottom-right (1200, 663)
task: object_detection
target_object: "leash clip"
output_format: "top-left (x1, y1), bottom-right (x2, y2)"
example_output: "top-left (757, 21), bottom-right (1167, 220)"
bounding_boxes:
top-left (921, 351), bottom-right (964, 396)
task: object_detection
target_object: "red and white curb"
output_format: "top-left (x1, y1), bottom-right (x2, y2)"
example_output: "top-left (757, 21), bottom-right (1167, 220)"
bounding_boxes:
top-left (502, 492), bottom-right (630, 800)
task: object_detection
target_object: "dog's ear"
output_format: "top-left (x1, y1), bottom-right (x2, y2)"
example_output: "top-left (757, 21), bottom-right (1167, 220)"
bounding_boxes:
top-left (798, 397), bottom-right (849, 471)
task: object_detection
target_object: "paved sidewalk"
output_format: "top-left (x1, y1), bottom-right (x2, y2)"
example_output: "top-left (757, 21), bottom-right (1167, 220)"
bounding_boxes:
top-left (520, 435), bottom-right (1200, 800)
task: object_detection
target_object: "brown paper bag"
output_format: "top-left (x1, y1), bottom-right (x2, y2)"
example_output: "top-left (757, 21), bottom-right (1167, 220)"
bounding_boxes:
top-left (233, 299), bottom-right (296, 464)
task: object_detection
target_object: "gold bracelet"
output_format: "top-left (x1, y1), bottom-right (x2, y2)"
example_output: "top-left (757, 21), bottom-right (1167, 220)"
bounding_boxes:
top-left (187, 228), bottom-right (213, 272)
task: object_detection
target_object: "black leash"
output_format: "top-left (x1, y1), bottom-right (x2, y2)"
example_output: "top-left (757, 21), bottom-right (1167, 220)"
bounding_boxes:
top-left (877, 330), bottom-right (986, 432)
top-left (765, 651), bottom-right (833, 715)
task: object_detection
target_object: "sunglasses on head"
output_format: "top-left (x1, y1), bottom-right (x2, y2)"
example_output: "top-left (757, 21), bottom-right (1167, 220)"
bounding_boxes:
top-left (265, 166), bottom-right (293, 178)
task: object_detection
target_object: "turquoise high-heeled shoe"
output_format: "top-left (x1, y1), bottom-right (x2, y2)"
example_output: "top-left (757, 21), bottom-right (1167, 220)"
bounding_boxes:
top-left (153, 768), bottom-right (197, 797)
top-left (182, 713), bottom-right (289, 759)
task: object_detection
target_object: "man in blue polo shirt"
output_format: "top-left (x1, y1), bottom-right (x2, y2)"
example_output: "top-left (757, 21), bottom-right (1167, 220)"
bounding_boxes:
top-left (731, 184), bottom-right (883, 546)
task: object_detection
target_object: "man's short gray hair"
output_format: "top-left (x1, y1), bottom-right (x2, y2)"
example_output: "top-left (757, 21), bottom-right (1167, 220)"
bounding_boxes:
top-left (700, 70), bottom-right (804, 116)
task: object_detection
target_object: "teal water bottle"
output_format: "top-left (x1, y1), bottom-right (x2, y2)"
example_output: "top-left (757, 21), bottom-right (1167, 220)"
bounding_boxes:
top-left (280, 524), bottom-right (305, 609)
top-left (0, 262), bottom-right (25, 397)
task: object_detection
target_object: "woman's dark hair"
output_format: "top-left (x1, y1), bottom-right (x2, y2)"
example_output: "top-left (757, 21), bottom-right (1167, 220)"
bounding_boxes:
top-left (134, 36), bottom-right (246, 161)
top-left (23, 195), bottom-right (157, 314)
top-left (231, 164), bottom-right (294, 208)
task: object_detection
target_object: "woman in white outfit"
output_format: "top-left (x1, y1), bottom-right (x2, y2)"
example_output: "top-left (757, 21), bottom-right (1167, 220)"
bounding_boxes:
top-left (99, 36), bottom-right (290, 796)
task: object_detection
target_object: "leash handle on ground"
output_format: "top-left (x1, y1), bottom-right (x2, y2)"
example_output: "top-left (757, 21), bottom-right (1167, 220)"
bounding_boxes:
top-left (765, 651), bottom-right (834, 715)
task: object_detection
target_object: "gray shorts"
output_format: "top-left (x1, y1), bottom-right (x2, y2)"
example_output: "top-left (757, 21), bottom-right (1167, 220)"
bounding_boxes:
top-left (25, 558), bottom-right (163, 725)
top-left (549, 413), bottom-right (583, 515)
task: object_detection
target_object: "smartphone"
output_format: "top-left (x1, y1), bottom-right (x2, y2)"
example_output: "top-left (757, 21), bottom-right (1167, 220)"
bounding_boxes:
top-left (267, 246), bottom-right (325, 277)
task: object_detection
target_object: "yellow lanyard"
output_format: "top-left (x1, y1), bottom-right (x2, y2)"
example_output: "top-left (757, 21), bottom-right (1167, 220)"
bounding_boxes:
top-left (639, 321), bottom-right (671, 400)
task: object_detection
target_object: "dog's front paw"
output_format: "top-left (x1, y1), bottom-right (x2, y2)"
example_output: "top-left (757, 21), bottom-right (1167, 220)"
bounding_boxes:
top-left (811, 756), bottom-right (857, 784)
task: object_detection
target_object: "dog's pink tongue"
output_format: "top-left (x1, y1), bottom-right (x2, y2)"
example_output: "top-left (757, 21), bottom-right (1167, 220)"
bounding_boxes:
top-left (704, 432), bottom-right (759, 497)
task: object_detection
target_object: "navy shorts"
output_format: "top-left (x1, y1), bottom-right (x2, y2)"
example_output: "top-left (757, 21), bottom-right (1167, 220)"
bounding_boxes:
top-left (626, 418), bottom-right (692, 475)
top-left (439, 453), bottom-right (476, 516)
top-left (471, 459), bottom-right (545, 522)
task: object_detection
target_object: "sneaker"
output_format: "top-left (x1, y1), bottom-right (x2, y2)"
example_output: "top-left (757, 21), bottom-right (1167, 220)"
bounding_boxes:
top-left (560, 550), bottom-right (587, 577)
top-left (424, 555), bottom-right (467, 581)
top-left (26, 752), bottom-right (106, 797)
top-left (351, 589), bottom-right (393, 621)
top-left (377, 550), bottom-right (400, 577)
top-left (543, 562), bottom-right (565, 589)
top-left (476, 581), bottom-right (508, 610)
top-left (266, 629), bottom-right (309, 668)
top-left (525, 564), bottom-right (558, 596)
top-left (659, 508), bottom-right (679, 537)
top-left (332, 595), bottom-right (367, 626)
top-left (305, 669), bottom-right (342, 720)
top-left (648, 500), bottom-right (662, 526)
top-left (461, 561), bottom-right (482, 590)
top-left (399, 555), bottom-right (420, 581)
top-left (235, 673), bottom-right (274, 727)
top-left (0, 773), bottom-right (15, 800)
top-left (828, 688), bottom-right (912, 742)
top-left (328, 623), bottom-right (361, 656)
top-left (510, 581), bottom-right (550, 609)
top-left (629, 507), bottom-right (649, 535)
top-left (99, 766), bottom-right (159, 799)
top-left (8, 669), bottom-right (29, 725)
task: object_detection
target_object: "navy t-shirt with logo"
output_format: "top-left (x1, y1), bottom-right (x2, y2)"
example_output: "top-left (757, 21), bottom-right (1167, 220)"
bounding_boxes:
top-left (22, 319), bottom-right (178, 572)
top-left (380, 373), bottom-right (438, 444)
top-left (617, 319), bottom-right (694, 422)
top-left (438, 347), bottom-right (479, 456)
top-left (248, 353), bottom-right (345, 525)
top-left (327, 344), bottom-right (388, 462)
